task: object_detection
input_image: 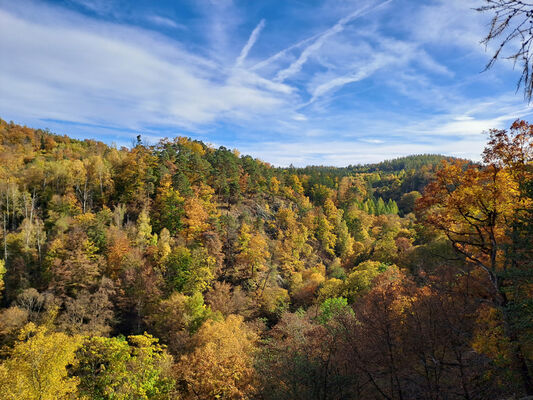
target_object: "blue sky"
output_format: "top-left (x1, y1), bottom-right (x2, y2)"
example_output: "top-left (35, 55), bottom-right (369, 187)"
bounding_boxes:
top-left (1, 0), bottom-right (532, 166)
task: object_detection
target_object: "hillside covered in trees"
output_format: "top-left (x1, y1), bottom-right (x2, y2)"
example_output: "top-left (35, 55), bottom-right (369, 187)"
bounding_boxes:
top-left (0, 118), bottom-right (531, 399)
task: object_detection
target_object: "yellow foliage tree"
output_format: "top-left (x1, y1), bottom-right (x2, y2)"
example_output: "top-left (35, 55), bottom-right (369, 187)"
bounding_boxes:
top-left (236, 223), bottom-right (269, 279)
top-left (0, 323), bottom-right (81, 400)
top-left (269, 176), bottom-right (280, 195)
top-left (183, 196), bottom-right (210, 243)
top-left (176, 314), bottom-right (258, 399)
top-left (315, 214), bottom-right (336, 257)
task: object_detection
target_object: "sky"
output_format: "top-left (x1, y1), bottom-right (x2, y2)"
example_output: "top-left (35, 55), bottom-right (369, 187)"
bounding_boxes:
top-left (1, 0), bottom-right (532, 166)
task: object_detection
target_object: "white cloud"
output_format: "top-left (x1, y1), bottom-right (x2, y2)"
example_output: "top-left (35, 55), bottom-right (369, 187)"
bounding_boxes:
top-left (274, 0), bottom-right (392, 82)
top-left (408, 0), bottom-right (486, 52)
top-left (0, 5), bottom-right (291, 131)
top-left (200, 0), bottom-right (242, 63)
top-left (454, 115), bottom-right (474, 121)
top-left (235, 19), bottom-right (266, 67)
top-left (68, 0), bottom-right (114, 15)
top-left (301, 34), bottom-right (451, 104)
top-left (1, 0), bottom-right (531, 167)
top-left (237, 137), bottom-right (487, 167)
top-left (308, 57), bottom-right (388, 102)
top-left (292, 113), bottom-right (307, 121)
top-left (250, 33), bottom-right (319, 72)
top-left (146, 15), bottom-right (186, 30)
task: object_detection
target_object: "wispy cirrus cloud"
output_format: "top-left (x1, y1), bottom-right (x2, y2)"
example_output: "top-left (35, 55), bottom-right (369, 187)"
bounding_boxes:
top-left (146, 15), bottom-right (187, 30)
top-left (0, 0), bottom-right (531, 166)
top-left (274, 0), bottom-right (393, 83)
top-left (67, 0), bottom-right (113, 15)
top-left (235, 19), bottom-right (266, 67)
top-left (0, 3), bottom-right (288, 131)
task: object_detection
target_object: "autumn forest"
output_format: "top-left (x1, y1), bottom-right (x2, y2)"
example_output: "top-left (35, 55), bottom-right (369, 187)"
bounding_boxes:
top-left (0, 116), bottom-right (530, 400)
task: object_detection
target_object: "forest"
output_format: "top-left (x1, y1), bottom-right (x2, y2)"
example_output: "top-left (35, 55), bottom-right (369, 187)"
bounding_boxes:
top-left (0, 117), bottom-right (531, 400)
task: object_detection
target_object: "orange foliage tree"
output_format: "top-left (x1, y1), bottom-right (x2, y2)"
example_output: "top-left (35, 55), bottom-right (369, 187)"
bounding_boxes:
top-left (175, 314), bottom-right (257, 399)
top-left (418, 120), bottom-right (533, 394)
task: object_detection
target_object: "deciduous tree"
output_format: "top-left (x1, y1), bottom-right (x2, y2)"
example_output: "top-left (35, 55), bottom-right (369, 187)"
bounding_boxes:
top-left (176, 315), bottom-right (257, 399)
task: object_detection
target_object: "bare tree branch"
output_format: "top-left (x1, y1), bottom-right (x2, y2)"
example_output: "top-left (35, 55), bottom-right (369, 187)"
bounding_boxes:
top-left (477, 0), bottom-right (533, 101)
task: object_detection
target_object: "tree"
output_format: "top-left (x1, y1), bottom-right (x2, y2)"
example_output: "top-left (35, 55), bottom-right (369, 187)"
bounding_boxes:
top-left (205, 281), bottom-right (251, 318)
top-left (207, 147), bottom-right (241, 205)
top-left (85, 154), bottom-right (113, 207)
top-left (315, 214), bottom-right (336, 258)
top-left (236, 222), bottom-right (269, 280)
top-left (259, 287), bottom-right (290, 319)
top-left (16, 288), bottom-right (53, 323)
top-left (152, 174), bottom-right (184, 236)
top-left (317, 297), bottom-right (353, 325)
top-left (342, 261), bottom-right (392, 303)
top-left (183, 195), bottom-right (210, 244)
top-left (45, 230), bottom-right (102, 298)
top-left (105, 226), bottom-right (132, 279)
top-left (477, 1), bottom-right (533, 101)
top-left (136, 207), bottom-right (156, 248)
top-left (147, 291), bottom-right (215, 355)
top-left (175, 315), bottom-right (257, 399)
top-left (74, 334), bottom-right (175, 399)
top-left (418, 120), bottom-right (533, 395)
top-left (309, 184), bottom-right (332, 205)
top-left (398, 190), bottom-right (421, 215)
top-left (335, 219), bottom-right (354, 261)
top-left (0, 323), bottom-right (81, 400)
top-left (343, 271), bottom-right (493, 399)
top-left (506, 176), bottom-right (533, 373)
top-left (164, 246), bottom-right (215, 295)
top-left (257, 309), bottom-right (358, 400)
top-left (114, 145), bottom-right (157, 214)
top-left (273, 207), bottom-right (309, 277)
top-left (58, 278), bottom-right (115, 336)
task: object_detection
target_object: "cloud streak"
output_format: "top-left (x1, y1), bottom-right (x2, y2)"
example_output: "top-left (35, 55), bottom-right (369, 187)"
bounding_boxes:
top-left (146, 15), bottom-right (186, 30)
top-left (307, 58), bottom-right (387, 104)
top-left (274, 0), bottom-right (393, 82)
top-left (235, 19), bottom-right (266, 67)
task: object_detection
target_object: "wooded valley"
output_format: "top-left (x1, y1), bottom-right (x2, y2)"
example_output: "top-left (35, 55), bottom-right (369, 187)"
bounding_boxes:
top-left (0, 118), bottom-right (531, 399)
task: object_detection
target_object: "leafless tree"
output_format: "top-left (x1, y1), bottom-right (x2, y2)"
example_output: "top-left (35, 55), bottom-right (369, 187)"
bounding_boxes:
top-left (477, 0), bottom-right (533, 101)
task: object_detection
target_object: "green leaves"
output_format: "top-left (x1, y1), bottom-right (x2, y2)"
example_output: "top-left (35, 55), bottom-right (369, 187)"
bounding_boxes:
top-left (74, 334), bottom-right (175, 400)
top-left (317, 297), bottom-right (353, 325)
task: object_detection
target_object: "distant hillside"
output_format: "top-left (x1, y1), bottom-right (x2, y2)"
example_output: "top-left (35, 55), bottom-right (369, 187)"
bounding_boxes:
top-left (355, 154), bottom-right (467, 172)
top-left (290, 154), bottom-right (466, 175)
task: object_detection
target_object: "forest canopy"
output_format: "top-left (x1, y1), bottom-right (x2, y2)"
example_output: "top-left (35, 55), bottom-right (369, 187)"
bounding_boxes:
top-left (0, 118), bottom-right (531, 399)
